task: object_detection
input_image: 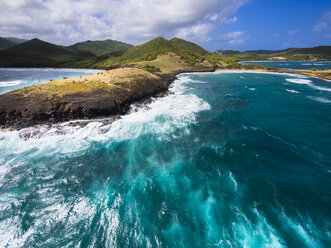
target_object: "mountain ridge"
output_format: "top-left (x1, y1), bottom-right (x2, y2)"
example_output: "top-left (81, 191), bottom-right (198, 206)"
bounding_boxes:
top-left (0, 37), bottom-right (17, 50)
top-left (68, 39), bottom-right (133, 56)
top-left (215, 46), bottom-right (331, 61)
top-left (0, 38), bottom-right (94, 67)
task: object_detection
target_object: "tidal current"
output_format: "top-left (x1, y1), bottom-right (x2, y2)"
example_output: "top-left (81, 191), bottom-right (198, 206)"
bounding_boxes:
top-left (0, 70), bottom-right (330, 247)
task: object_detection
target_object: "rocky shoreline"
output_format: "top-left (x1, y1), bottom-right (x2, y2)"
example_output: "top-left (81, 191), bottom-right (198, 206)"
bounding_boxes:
top-left (0, 68), bottom-right (214, 129)
top-left (1, 65), bottom-right (329, 130)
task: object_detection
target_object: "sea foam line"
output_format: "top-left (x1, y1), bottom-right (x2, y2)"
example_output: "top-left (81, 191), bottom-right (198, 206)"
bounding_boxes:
top-left (286, 89), bottom-right (300, 93)
top-left (0, 68), bottom-right (104, 73)
top-left (195, 70), bottom-right (310, 79)
top-left (307, 96), bottom-right (331, 103)
top-left (286, 78), bottom-right (331, 92)
top-left (0, 80), bottom-right (24, 87)
top-left (0, 75), bottom-right (211, 154)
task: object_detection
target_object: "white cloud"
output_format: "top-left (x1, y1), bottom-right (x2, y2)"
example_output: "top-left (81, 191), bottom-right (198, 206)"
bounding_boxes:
top-left (272, 33), bottom-right (280, 37)
top-left (282, 40), bottom-right (300, 48)
top-left (175, 23), bottom-right (213, 42)
top-left (287, 29), bottom-right (299, 35)
top-left (313, 11), bottom-right (331, 31)
top-left (225, 16), bottom-right (238, 24)
top-left (0, 0), bottom-right (248, 45)
top-left (220, 31), bottom-right (246, 45)
top-left (313, 22), bottom-right (327, 31)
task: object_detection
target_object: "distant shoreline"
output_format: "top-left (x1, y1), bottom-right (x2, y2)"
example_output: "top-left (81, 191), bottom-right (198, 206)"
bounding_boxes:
top-left (0, 66), bottom-right (330, 130)
top-left (213, 68), bottom-right (331, 81)
top-left (0, 67), bottom-right (214, 129)
top-left (239, 60), bottom-right (331, 63)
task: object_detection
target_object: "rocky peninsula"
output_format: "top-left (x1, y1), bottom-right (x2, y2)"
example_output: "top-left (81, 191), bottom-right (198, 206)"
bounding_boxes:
top-left (0, 54), bottom-right (214, 129)
top-left (0, 36), bottom-right (330, 129)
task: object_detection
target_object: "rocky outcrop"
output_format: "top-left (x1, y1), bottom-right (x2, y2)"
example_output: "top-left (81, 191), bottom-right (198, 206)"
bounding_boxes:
top-left (0, 72), bottom-right (176, 129)
top-left (0, 67), bottom-right (214, 129)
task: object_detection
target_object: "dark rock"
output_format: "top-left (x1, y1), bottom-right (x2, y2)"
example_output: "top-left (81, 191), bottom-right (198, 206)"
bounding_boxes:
top-left (0, 69), bottom-right (213, 129)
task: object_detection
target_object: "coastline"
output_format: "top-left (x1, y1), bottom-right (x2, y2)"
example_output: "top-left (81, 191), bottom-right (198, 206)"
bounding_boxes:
top-left (214, 68), bottom-right (331, 81)
top-left (1, 66), bottom-right (330, 130)
top-left (0, 67), bottom-right (214, 129)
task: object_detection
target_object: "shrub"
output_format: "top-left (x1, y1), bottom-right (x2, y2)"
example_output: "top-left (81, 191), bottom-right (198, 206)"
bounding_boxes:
top-left (142, 64), bottom-right (161, 72)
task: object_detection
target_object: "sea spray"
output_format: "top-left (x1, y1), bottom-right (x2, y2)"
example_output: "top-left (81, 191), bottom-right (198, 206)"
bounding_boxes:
top-left (0, 72), bottom-right (330, 247)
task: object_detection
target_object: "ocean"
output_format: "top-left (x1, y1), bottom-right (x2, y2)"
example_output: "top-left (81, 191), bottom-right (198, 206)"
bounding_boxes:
top-left (0, 68), bottom-right (103, 95)
top-left (0, 69), bottom-right (330, 247)
top-left (240, 61), bottom-right (331, 70)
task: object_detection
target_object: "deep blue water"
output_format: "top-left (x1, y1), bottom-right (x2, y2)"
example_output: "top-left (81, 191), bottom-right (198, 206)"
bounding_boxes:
top-left (0, 68), bottom-right (103, 95)
top-left (0, 71), bottom-right (330, 247)
top-left (240, 61), bottom-right (331, 70)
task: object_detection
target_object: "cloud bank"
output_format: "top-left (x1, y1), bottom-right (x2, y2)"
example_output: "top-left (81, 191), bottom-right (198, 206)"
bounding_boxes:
top-left (0, 0), bottom-right (248, 45)
top-left (313, 11), bottom-right (331, 32)
top-left (220, 31), bottom-right (247, 45)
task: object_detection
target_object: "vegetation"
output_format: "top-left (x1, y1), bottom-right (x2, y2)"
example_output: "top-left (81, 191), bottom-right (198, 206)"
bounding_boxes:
top-left (215, 46), bottom-right (331, 61)
top-left (75, 37), bottom-right (212, 69)
top-left (141, 64), bottom-right (161, 72)
top-left (0, 37), bottom-right (17, 50)
top-left (12, 68), bottom-right (163, 99)
top-left (4, 37), bottom-right (28, 44)
top-left (1, 36), bottom-right (328, 71)
top-left (0, 38), bottom-right (95, 67)
top-left (15, 79), bottom-right (112, 99)
top-left (68, 39), bottom-right (133, 56)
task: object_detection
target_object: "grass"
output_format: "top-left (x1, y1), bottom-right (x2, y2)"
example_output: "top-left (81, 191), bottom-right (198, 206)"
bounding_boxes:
top-left (76, 37), bottom-right (212, 69)
top-left (140, 64), bottom-right (161, 72)
top-left (215, 46), bottom-right (331, 61)
top-left (0, 36), bottom-right (259, 70)
top-left (11, 68), bottom-right (164, 99)
top-left (134, 52), bottom-right (211, 73)
top-left (13, 80), bottom-right (113, 99)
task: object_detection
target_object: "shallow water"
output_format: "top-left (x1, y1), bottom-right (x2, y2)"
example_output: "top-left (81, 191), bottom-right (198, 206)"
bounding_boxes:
top-left (0, 68), bottom-right (103, 95)
top-left (0, 71), bottom-right (330, 247)
top-left (240, 61), bottom-right (331, 70)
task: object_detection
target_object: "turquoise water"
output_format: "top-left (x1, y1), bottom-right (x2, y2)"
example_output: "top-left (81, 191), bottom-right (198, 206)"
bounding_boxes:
top-left (0, 68), bottom-right (103, 95)
top-left (0, 71), bottom-right (330, 247)
top-left (240, 61), bottom-right (331, 70)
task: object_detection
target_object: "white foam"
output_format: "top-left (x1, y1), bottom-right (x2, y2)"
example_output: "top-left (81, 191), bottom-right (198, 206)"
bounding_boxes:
top-left (228, 171), bottom-right (237, 191)
top-left (0, 75), bottom-right (211, 155)
top-left (0, 80), bottom-right (24, 87)
top-left (308, 84), bottom-right (331, 92)
top-left (248, 88), bottom-right (256, 91)
top-left (285, 78), bottom-right (312, 85)
top-left (307, 96), bottom-right (331, 103)
top-left (100, 76), bottom-right (211, 141)
top-left (199, 70), bottom-right (311, 79)
top-left (286, 78), bottom-right (331, 92)
top-left (286, 89), bottom-right (300, 93)
top-left (0, 68), bottom-right (103, 74)
top-left (302, 63), bottom-right (312, 66)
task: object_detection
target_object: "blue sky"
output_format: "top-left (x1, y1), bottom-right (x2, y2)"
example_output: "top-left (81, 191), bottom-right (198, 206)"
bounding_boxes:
top-left (204, 0), bottom-right (331, 51)
top-left (0, 0), bottom-right (330, 51)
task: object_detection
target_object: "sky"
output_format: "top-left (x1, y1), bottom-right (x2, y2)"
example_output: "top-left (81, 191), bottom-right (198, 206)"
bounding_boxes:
top-left (0, 0), bottom-right (330, 51)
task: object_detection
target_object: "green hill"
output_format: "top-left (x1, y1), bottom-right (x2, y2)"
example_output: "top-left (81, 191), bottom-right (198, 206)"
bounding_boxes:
top-left (4, 37), bottom-right (28, 44)
top-left (216, 46), bottom-right (331, 61)
top-left (0, 37), bottom-right (17, 50)
top-left (68, 39), bottom-right (133, 56)
top-left (0, 36), bottom-right (245, 69)
top-left (76, 37), bottom-right (212, 68)
top-left (0, 38), bottom-right (94, 67)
